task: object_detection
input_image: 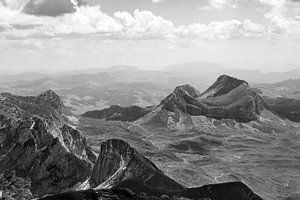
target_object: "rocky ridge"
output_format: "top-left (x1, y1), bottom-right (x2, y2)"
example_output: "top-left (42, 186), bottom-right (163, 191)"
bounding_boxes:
top-left (159, 75), bottom-right (265, 123)
top-left (82, 105), bottom-right (151, 122)
top-left (0, 90), bottom-right (94, 197)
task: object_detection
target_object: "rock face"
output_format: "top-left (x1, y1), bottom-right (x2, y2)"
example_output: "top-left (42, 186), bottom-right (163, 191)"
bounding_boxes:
top-left (160, 75), bottom-right (265, 122)
top-left (90, 139), bottom-right (183, 191)
top-left (0, 90), bottom-right (94, 197)
top-left (82, 105), bottom-right (151, 122)
top-left (0, 170), bottom-right (33, 200)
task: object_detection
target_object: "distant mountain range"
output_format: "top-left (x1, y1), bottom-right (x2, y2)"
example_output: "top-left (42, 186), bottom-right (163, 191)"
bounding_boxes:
top-left (1, 64), bottom-right (300, 116)
top-left (166, 62), bottom-right (300, 84)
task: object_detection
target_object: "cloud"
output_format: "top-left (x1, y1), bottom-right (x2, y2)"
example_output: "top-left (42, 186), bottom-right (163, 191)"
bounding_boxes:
top-left (152, 0), bottom-right (166, 3)
top-left (114, 9), bottom-right (174, 39)
top-left (1, 0), bottom-right (298, 41)
top-left (199, 0), bottom-right (238, 10)
top-left (1, 0), bottom-right (86, 16)
top-left (175, 19), bottom-right (266, 39)
top-left (258, 0), bottom-right (300, 35)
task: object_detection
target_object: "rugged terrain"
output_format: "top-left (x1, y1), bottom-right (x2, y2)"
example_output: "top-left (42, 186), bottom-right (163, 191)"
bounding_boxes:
top-left (1, 75), bottom-right (299, 200)
top-left (0, 90), bottom-right (95, 197)
top-left (0, 88), bottom-right (265, 200)
top-left (80, 75), bottom-right (300, 200)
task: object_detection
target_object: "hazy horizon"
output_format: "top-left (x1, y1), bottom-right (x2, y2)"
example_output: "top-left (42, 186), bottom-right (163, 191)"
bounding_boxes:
top-left (1, 61), bottom-right (300, 75)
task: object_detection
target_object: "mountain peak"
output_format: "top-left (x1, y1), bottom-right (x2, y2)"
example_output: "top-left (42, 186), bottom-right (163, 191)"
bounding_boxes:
top-left (200, 75), bottom-right (248, 98)
top-left (90, 139), bottom-right (159, 188)
top-left (155, 75), bottom-right (265, 123)
top-left (90, 139), bottom-right (183, 191)
top-left (38, 89), bottom-right (63, 111)
top-left (38, 89), bottom-right (60, 101)
top-left (173, 84), bottom-right (201, 98)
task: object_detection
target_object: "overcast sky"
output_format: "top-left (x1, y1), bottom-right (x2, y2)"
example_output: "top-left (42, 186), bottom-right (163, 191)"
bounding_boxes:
top-left (0, 0), bottom-right (300, 73)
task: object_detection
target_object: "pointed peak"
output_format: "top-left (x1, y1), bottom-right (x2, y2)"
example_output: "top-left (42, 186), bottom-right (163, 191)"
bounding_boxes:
top-left (173, 84), bottom-right (201, 98)
top-left (217, 74), bottom-right (248, 86)
top-left (90, 139), bottom-right (159, 188)
top-left (200, 75), bottom-right (248, 98)
top-left (38, 89), bottom-right (63, 110)
top-left (39, 89), bottom-right (59, 98)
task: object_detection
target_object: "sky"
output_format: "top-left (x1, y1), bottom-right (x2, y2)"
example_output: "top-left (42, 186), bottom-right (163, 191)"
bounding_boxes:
top-left (0, 0), bottom-right (300, 73)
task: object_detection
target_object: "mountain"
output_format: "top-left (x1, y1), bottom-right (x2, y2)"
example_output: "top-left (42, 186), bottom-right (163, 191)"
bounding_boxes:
top-left (89, 139), bottom-right (183, 191)
top-left (0, 90), bottom-right (95, 197)
top-left (2, 65), bottom-right (300, 115)
top-left (253, 78), bottom-right (300, 122)
top-left (254, 78), bottom-right (300, 100)
top-left (40, 139), bottom-right (263, 200)
top-left (73, 75), bottom-right (299, 199)
top-left (138, 75), bottom-right (266, 132)
top-left (167, 62), bottom-right (300, 84)
top-left (1, 83), bottom-right (298, 199)
top-left (261, 97), bottom-right (300, 122)
top-left (0, 70), bottom-right (181, 114)
top-left (82, 105), bottom-right (152, 122)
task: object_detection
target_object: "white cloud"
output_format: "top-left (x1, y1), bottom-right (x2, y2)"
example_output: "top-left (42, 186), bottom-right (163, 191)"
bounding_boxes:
top-left (258, 0), bottom-right (300, 35)
top-left (152, 0), bottom-right (166, 3)
top-left (199, 0), bottom-right (238, 10)
top-left (114, 9), bottom-right (174, 39)
top-left (1, 0), bottom-right (299, 41)
top-left (175, 19), bottom-right (266, 39)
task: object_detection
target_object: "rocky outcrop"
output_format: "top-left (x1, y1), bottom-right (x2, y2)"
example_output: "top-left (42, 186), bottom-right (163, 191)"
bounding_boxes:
top-left (159, 75), bottom-right (265, 122)
top-left (82, 105), bottom-right (151, 122)
top-left (0, 91), bottom-right (94, 197)
top-left (90, 139), bottom-right (183, 191)
top-left (0, 89), bottom-right (64, 123)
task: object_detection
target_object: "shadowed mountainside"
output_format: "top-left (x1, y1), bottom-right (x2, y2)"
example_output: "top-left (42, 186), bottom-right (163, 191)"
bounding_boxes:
top-left (82, 105), bottom-right (152, 122)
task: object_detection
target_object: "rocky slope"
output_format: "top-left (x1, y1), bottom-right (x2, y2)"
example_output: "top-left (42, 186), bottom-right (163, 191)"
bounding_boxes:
top-left (40, 139), bottom-right (263, 200)
top-left (261, 97), bottom-right (300, 122)
top-left (0, 90), bottom-right (94, 197)
top-left (89, 139), bottom-right (183, 190)
top-left (136, 75), bottom-right (280, 132)
top-left (159, 75), bottom-right (264, 123)
top-left (253, 79), bottom-right (300, 122)
top-left (82, 105), bottom-right (152, 122)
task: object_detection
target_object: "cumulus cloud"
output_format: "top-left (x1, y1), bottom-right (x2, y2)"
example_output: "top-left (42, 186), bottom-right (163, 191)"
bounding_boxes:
top-left (259, 0), bottom-right (300, 35)
top-left (175, 19), bottom-right (266, 40)
top-left (114, 9), bottom-right (174, 39)
top-left (0, 0), bottom-right (298, 41)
